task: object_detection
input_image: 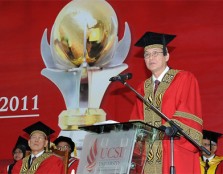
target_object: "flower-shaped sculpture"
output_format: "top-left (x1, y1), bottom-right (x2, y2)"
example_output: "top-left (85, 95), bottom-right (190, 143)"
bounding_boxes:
top-left (40, 0), bottom-right (131, 131)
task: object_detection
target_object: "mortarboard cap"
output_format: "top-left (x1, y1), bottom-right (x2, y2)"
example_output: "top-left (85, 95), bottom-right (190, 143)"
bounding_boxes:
top-left (23, 121), bottom-right (55, 137)
top-left (203, 130), bottom-right (222, 144)
top-left (15, 136), bottom-right (31, 151)
top-left (134, 31), bottom-right (176, 56)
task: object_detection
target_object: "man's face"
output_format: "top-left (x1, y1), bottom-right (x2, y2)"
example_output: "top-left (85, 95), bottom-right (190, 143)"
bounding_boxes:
top-left (144, 47), bottom-right (169, 77)
top-left (202, 139), bottom-right (217, 158)
top-left (28, 132), bottom-right (48, 153)
top-left (56, 141), bottom-right (71, 153)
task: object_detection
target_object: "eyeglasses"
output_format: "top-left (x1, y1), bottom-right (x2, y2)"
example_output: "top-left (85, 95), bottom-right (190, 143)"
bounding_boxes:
top-left (203, 143), bottom-right (217, 147)
top-left (13, 151), bottom-right (23, 155)
top-left (144, 51), bottom-right (163, 59)
top-left (57, 145), bottom-right (71, 151)
top-left (30, 135), bottom-right (46, 141)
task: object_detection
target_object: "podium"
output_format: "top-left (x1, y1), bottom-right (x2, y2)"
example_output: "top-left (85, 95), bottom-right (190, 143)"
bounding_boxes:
top-left (77, 121), bottom-right (164, 174)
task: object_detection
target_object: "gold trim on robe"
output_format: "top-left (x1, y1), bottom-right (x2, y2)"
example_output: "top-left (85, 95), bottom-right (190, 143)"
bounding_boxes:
top-left (143, 69), bottom-right (179, 174)
top-left (200, 156), bottom-right (223, 174)
top-left (20, 153), bottom-right (52, 174)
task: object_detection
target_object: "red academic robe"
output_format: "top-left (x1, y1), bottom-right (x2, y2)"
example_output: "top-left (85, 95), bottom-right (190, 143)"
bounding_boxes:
top-left (12, 154), bottom-right (64, 174)
top-left (131, 70), bottom-right (203, 174)
top-left (68, 157), bottom-right (79, 174)
top-left (216, 158), bottom-right (223, 174)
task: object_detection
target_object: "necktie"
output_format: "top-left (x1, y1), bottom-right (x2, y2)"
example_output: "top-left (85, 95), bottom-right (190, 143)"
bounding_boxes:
top-left (31, 156), bottom-right (36, 165)
top-left (154, 80), bottom-right (160, 94)
top-left (204, 159), bottom-right (209, 174)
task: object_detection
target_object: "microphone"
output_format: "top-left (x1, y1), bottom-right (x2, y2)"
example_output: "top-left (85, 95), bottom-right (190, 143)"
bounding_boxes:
top-left (109, 73), bottom-right (132, 82)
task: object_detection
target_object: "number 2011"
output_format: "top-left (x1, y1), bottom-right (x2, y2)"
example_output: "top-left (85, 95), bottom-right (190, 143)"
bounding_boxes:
top-left (0, 95), bottom-right (39, 112)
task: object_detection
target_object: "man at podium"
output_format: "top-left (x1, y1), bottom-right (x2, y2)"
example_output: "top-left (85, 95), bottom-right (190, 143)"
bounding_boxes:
top-left (131, 31), bottom-right (203, 174)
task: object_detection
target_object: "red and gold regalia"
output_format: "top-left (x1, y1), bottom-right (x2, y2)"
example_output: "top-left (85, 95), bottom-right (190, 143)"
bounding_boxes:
top-left (200, 156), bottom-right (223, 174)
top-left (216, 157), bottom-right (223, 174)
top-left (68, 157), bottom-right (79, 174)
top-left (12, 153), bottom-right (64, 174)
top-left (131, 69), bottom-right (203, 174)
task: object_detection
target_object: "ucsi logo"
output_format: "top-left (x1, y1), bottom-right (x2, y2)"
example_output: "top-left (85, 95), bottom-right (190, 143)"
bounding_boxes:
top-left (86, 138), bottom-right (126, 172)
top-left (86, 139), bottom-right (98, 172)
top-left (100, 147), bottom-right (124, 159)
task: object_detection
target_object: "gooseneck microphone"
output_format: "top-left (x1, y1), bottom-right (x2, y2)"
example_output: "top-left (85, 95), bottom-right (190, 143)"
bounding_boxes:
top-left (109, 73), bottom-right (132, 82)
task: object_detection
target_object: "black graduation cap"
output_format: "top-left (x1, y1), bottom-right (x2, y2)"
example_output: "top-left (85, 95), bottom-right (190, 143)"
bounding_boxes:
top-left (134, 31), bottom-right (176, 56)
top-left (23, 121), bottom-right (55, 150)
top-left (23, 121), bottom-right (55, 137)
top-left (15, 136), bottom-right (30, 151)
top-left (203, 130), bottom-right (222, 144)
top-left (203, 130), bottom-right (222, 151)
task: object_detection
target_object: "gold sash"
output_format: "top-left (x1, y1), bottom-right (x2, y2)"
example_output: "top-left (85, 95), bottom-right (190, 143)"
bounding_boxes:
top-left (143, 69), bottom-right (179, 174)
top-left (20, 153), bottom-right (52, 174)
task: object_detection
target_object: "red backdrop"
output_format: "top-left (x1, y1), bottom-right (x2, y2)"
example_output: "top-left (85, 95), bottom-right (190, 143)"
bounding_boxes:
top-left (0, 0), bottom-right (223, 160)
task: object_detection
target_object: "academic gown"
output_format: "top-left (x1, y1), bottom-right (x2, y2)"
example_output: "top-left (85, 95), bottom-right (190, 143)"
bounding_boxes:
top-left (12, 153), bottom-right (64, 174)
top-left (68, 157), bottom-right (79, 174)
top-left (216, 157), bottom-right (223, 174)
top-left (131, 69), bottom-right (203, 174)
top-left (200, 156), bottom-right (223, 174)
top-left (7, 162), bottom-right (16, 174)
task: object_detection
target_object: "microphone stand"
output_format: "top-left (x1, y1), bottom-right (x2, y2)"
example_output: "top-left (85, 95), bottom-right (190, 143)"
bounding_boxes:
top-left (113, 79), bottom-right (210, 174)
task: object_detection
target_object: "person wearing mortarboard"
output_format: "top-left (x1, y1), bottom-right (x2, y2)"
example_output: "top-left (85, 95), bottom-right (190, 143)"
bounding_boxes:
top-left (130, 31), bottom-right (203, 174)
top-left (11, 121), bottom-right (65, 174)
top-left (200, 130), bottom-right (223, 174)
top-left (6, 136), bottom-right (30, 174)
top-left (53, 136), bottom-right (79, 174)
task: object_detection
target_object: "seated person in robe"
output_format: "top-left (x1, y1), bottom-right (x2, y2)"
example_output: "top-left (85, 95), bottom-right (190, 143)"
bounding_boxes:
top-left (54, 136), bottom-right (79, 174)
top-left (7, 136), bottom-right (30, 174)
top-left (200, 130), bottom-right (223, 174)
top-left (12, 121), bottom-right (65, 174)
